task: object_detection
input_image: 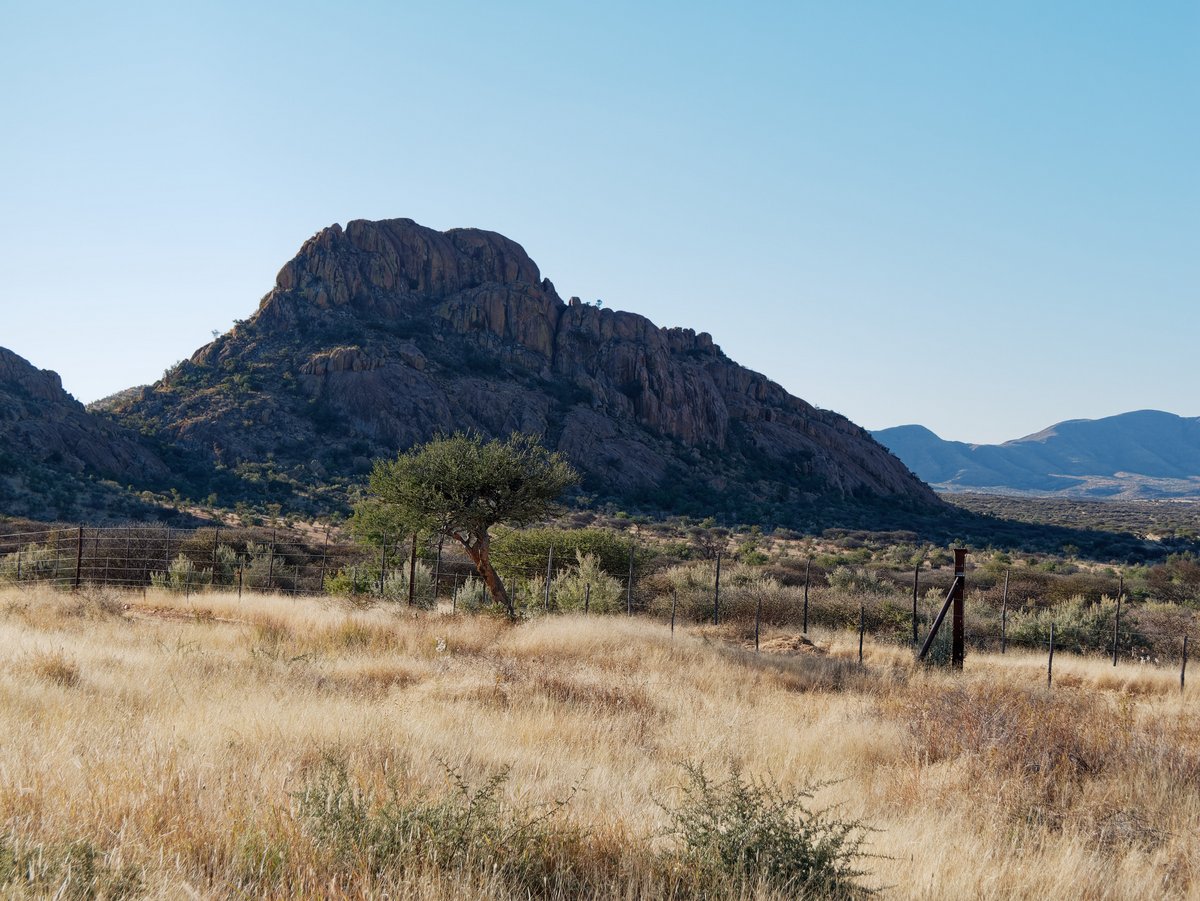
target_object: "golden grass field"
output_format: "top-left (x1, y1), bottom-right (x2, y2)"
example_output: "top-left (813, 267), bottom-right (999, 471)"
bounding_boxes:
top-left (1, 584), bottom-right (1197, 899)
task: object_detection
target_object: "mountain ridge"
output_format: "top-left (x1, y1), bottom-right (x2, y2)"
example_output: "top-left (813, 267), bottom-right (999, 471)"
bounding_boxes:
top-left (99, 216), bottom-right (937, 524)
top-left (874, 410), bottom-right (1200, 499)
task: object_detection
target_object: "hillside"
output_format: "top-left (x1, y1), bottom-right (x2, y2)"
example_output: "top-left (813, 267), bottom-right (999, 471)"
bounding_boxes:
top-left (874, 410), bottom-right (1200, 499)
top-left (103, 217), bottom-right (937, 525)
top-left (0, 347), bottom-right (171, 520)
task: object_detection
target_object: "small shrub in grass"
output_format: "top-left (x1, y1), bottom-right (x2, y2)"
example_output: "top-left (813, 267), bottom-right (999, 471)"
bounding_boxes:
top-left (297, 755), bottom-right (592, 896)
top-left (660, 763), bottom-right (872, 898)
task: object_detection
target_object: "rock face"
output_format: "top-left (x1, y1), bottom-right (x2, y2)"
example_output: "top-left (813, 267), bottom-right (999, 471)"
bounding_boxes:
top-left (108, 218), bottom-right (937, 522)
top-left (0, 347), bottom-right (171, 519)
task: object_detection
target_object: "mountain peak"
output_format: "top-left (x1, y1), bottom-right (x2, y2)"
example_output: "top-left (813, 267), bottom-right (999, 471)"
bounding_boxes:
top-left (108, 216), bottom-right (938, 524)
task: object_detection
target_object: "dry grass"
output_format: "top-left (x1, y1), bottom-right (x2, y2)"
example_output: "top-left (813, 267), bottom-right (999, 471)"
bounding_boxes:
top-left (0, 584), bottom-right (1197, 898)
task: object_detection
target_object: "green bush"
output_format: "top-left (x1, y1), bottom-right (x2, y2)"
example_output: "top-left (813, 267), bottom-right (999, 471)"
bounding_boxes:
top-left (1007, 596), bottom-right (1132, 656)
top-left (661, 763), bottom-right (871, 898)
top-left (297, 756), bottom-right (586, 896)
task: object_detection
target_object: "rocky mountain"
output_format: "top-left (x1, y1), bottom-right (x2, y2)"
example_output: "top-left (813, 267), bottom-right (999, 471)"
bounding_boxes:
top-left (874, 411), bottom-right (1200, 499)
top-left (0, 347), bottom-right (170, 520)
top-left (103, 217), bottom-right (937, 524)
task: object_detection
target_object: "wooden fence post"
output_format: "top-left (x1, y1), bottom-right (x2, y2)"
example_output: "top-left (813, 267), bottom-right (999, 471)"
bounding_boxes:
top-left (1048, 622), bottom-right (1055, 688)
top-left (584, 583), bottom-right (590, 616)
top-left (713, 552), bottom-right (722, 626)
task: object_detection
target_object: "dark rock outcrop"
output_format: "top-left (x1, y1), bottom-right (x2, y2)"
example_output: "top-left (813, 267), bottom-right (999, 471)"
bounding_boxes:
top-left (0, 347), bottom-right (168, 483)
top-left (108, 217), bottom-right (937, 522)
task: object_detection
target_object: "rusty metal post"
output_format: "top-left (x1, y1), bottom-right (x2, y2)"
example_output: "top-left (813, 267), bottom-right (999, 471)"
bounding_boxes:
top-left (951, 548), bottom-right (967, 669)
top-left (584, 582), bottom-right (590, 615)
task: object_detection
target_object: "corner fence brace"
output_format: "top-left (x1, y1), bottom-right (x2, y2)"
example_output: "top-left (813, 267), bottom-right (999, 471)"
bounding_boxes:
top-left (917, 548), bottom-right (968, 667)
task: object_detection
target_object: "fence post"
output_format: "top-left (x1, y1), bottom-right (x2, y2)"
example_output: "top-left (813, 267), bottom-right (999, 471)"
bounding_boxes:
top-left (1001, 589), bottom-right (1008, 654)
top-left (318, 528), bottom-right (329, 594)
top-left (1112, 593), bottom-right (1121, 666)
top-left (713, 551), bottom-right (722, 626)
top-left (267, 530), bottom-right (276, 592)
top-left (755, 591), bottom-right (763, 653)
top-left (803, 558), bottom-right (810, 634)
top-left (212, 527), bottom-right (220, 588)
top-left (912, 563), bottom-right (920, 644)
top-left (1047, 622), bottom-right (1055, 688)
top-left (238, 565), bottom-right (243, 599)
top-left (15, 550), bottom-right (21, 582)
top-left (544, 546), bottom-right (554, 613)
top-left (73, 526), bottom-right (84, 590)
top-left (626, 536), bottom-right (636, 616)
top-left (164, 527), bottom-right (171, 577)
top-left (407, 533), bottom-right (417, 606)
top-left (584, 582), bottom-right (590, 616)
top-left (671, 588), bottom-right (677, 636)
top-left (859, 604), bottom-right (865, 665)
top-left (951, 548), bottom-right (967, 670)
top-left (1182, 635), bottom-right (1189, 694)
top-left (433, 537), bottom-right (443, 604)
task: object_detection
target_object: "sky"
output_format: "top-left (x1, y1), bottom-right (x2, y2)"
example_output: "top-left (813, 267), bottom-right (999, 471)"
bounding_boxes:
top-left (1, 1), bottom-right (1196, 444)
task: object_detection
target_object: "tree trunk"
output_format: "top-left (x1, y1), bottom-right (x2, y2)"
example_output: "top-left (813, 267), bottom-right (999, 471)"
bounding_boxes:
top-left (456, 531), bottom-right (513, 618)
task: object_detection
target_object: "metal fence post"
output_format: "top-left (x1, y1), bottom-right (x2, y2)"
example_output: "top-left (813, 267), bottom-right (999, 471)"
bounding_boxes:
top-left (713, 551), bottom-right (722, 626)
top-left (803, 558), bottom-right (810, 634)
top-left (626, 536), bottom-right (636, 615)
top-left (912, 563), bottom-right (920, 643)
top-left (1048, 622), bottom-right (1056, 688)
top-left (74, 526), bottom-right (83, 590)
top-left (544, 545), bottom-right (554, 613)
top-left (407, 533), bottom-right (417, 606)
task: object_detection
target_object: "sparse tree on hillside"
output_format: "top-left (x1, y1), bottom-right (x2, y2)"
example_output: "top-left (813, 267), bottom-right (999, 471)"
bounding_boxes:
top-left (365, 432), bottom-right (579, 617)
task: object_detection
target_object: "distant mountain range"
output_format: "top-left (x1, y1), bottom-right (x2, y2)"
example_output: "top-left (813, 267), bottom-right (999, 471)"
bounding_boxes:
top-left (873, 411), bottom-right (1200, 499)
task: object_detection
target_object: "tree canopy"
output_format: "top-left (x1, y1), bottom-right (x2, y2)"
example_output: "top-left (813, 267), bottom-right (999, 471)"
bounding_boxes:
top-left (366, 432), bottom-right (579, 616)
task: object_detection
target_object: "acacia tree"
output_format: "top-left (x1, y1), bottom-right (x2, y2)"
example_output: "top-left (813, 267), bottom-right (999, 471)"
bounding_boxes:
top-left (366, 432), bottom-right (579, 617)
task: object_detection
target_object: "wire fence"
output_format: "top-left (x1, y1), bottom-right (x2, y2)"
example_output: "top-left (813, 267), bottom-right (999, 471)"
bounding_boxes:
top-left (0, 523), bottom-right (1192, 680)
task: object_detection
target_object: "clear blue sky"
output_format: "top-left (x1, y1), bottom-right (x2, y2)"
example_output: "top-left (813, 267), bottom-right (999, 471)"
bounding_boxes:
top-left (2, 1), bottom-right (1196, 444)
